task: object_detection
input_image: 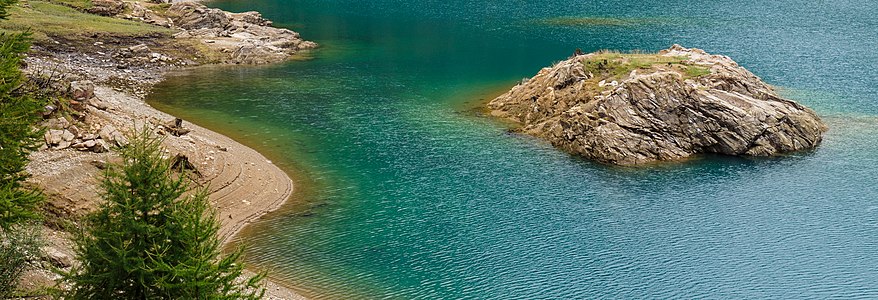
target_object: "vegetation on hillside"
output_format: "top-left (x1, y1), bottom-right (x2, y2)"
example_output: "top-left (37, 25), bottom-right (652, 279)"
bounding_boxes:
top-left (0, 1), bottom-right (172, 42)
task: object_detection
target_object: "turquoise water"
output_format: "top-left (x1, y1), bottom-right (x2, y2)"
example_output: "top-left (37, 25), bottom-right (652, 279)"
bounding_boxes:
top-left (148, 0), bottom-right (878, 298)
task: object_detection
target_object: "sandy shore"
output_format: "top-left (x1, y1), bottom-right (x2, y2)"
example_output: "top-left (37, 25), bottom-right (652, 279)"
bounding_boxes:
top-left (13, 0), bottom-right (322, 297)
top-left (27, 85), bottom-right (306, 299)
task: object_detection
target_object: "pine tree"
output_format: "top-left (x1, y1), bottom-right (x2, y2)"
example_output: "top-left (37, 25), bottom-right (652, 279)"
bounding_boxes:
top-left (0, 0), bottom-right (43, 230)
top-left (63, 130), bottom-right (265, 299)
top-left (0, 0), bottom-right (46, 297)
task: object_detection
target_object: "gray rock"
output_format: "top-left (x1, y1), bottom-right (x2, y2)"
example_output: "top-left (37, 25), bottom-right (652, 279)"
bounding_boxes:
top-left (89, 98), bottom-right (109, 110)
top-left (46, 129), bottom-right (64, 145)
top-left (67, 125), bottom-right (81, 138)
top-left (56, 140), bottom-right (71, 150)
top-left (488, 45), bottom-right (827, 165)
top-left (87, 0), bottom-right (124, 16)
top-left (168, 2), bottom-right (230, 30)
top-left (129, 44), bottom-right (150, 54)
top-left (61, 130), bottom-right (75, 142)
top-left (231, 11), bottom-right (272, 26)
top-left (70, 80), bottom-right (95, 101)
top-left (98, 124), bottom-right (118, 142)
top-left (45, 117), bottom-right (70, 130)
top-left (92, 139), bottom-right (110, 153)
top-left (42, 246), bottom-right (73, 268)
top-left (113, 133), bottom-right (129, 147)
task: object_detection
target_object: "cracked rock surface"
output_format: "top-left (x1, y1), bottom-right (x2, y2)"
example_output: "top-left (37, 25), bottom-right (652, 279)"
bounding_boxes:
top-left (488, 45), bottom-right (827, 165)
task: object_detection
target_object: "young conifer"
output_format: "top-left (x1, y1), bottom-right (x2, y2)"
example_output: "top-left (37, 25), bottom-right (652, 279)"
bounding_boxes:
top-left (0, 0), bottom-right (43, 231)
top-left (0, 0), bottom-right (46, 296)
top-left (63, 130), bottom-right (264, 299)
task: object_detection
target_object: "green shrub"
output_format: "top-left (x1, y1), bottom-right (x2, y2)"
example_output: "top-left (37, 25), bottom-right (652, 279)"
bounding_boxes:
top-left (0, 225), bottom-right (41, 298)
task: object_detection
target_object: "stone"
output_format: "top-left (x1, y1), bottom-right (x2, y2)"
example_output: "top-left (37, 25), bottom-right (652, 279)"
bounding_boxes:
top-left (42, 246), bottom-right (73, 268)
top-left (488, 45), bottom-right (828, 165)
top-left (92, 139), bottom-right (110, 153)
top-left (45, 117), bottom-right (70, 130)
top-left (98, 124), bottom-right (118, 142)
top-left (87, 0), bottom-right (124, 16)
top-left (168, 2), bottom-right (231, 30)
top-left (61, 130), bottom-right (75, 142)
top-left (46, 129), bottom-right (64, 145)
top-left (70, 80), bottom-right (95, 100)
top-left (43, 105), bottom-right (57, 116)
top-left (82, 133), bottom-right (96, 141)
top-left (99, 124), bottom-right (129, 147)
top-left (129, 44), bottom-right (150, 53)
top-left (231, 11), bottom-right (272, 26)
top-left (113, 133), bottom-right (129, 147)
top-left (91, 160), bottom-right (107, 169)
top-left (56, 140), bottom-right (71, 150)
top-left (67, 125), bottom-right (81, 138)
top-left (89, 98), bottom-right (109, 110)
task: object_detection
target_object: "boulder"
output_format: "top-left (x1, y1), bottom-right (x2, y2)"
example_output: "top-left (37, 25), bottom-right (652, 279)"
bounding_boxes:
top-left (45, 129), bottom-right (64, 145)
top-left (89, 97), bottom-right (109, 110)
top-left (42, 246), bottom-right (73, 268)
top-left (92, 139), bottom-right (110, 153)
top-left (488, 45), bottom-right (828, 165)
top-left (231, 11), bottom-right (272, 26)
top-left (67, 125), bottom-right (81, 138)
top-left (56, 140), bottom-right (71, 150)
top-left (70, 80), bottom-right (94, 101)
top-left (167, 2), bottom-right (231, 30)
top-left (87, 0), bottom-right (124, 16)
top-left (99, 124), bottom-right (129, 147)
top-left (129, 44), bottom-right (150, 54)
top-left (61, 130), bottom-right (75, 142)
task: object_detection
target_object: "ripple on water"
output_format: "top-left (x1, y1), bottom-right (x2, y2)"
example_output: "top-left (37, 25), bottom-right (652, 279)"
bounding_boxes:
top-left (149, 0), bottom-right (878, 298)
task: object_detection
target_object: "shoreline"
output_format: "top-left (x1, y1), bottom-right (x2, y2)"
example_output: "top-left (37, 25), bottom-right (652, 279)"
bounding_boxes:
top-left (25, 59), bottom-right (308, 300)
top-left (19, 1), bottom-right (316, 298)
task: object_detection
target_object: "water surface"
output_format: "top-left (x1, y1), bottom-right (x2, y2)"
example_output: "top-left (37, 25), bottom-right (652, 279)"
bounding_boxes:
top-left (149, 0), bottom-right (878, 298)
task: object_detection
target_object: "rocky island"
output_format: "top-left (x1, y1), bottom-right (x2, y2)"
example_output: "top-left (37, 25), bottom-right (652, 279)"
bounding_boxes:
top-left (489, 45), bottom-right (828, 165)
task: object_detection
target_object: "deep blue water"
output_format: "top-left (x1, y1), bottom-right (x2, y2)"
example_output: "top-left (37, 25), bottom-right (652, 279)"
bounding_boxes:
top-left (149, 0), bottom-right (878, 298)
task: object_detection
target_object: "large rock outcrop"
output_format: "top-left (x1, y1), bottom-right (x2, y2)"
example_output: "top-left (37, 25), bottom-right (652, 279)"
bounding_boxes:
top-left (166, 2), bottom-right (317, 64)
top-left (488, 45), bottom-right (827, 165)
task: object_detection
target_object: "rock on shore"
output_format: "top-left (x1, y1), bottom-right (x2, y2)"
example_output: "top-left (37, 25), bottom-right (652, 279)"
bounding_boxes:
top-left (167, 2), bottom-right (317, 64)
top-left (488, 45), bottom-right (827, 165)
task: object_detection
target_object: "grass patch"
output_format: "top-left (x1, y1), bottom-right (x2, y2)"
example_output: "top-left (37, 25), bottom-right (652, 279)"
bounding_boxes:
top-left (0, 1), bottom-right (172, 42)
top-left (541, 16), bottom-right (667, 27)
top-left (568, 51), bottom-right (713, 94)
top-left (46, 0), bottom-right (92, 10)
top-left (150, 3), bottom-right (172, 16)
top-left (683, 65), bottom-right (711, 78)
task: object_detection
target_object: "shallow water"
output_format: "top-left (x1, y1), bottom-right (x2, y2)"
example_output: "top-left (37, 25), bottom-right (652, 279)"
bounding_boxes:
top-left (149, 0), bottom-right (878, 298)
